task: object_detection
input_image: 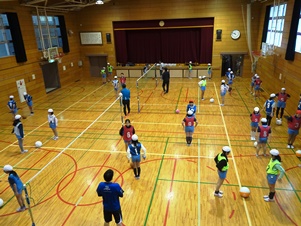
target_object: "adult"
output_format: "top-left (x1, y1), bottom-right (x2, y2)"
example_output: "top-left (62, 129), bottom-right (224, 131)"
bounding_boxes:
top-left (250, 107), bottom-right (261, 141)
top-left (127, 134), bottom-right (146, 179)
top-left (214, 146), bottom-right (231, 198)
top-left (162, 68), bottom-right (170, 94)
top-left (12, 115), bottom-right (28, 154)
top-left (263, 93), bottom-right (276, 126)
top-left (48, 109), bottom-right (59, 140)
top-left (287, 110), bottom-right (301, 148)
top-left (198, 76), bottom-right (207, 100)
top-left (3, 165), bottom-right (26, 212)
top-left (256, 118), bottom-right (271, 157)
top-left (7, 95), bottom-right (18, 119)
top-left (220, 80), bottom-right (229, 106)
top-left (275, 87), bottom-right (290, 121)
top-left (120, 84), bottom-right (130, 116)
top-left (119, 119), bottom-right (135, 152)
top-left (96, 169), bottom-right (124, 226)
top-left (264, 149), bottom-right (285, 202)
top-left (23, 92), bottom-right (34, 115)
top-left (182, 110), bottom-right (198, 146)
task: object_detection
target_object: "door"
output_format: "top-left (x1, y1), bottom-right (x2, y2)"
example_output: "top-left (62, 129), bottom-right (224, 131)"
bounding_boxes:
top-left (41, 61), bottom-right (61, 93)
top-left (89, 56), bottom-right (107, 77)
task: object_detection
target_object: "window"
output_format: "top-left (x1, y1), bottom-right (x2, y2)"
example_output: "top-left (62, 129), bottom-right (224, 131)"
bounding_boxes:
top-left (0, 14), bottom-right (15, 58)
top-left (295, 9), bottom-right (301, 53)
top-left (32, 15), bottom-right (63, 50)
top-left (266, 3), bottom-right (287, 47)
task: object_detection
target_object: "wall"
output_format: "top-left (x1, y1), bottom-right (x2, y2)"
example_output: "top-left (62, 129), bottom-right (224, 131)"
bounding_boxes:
top-left (256, 0), bottom-right (301, 116)
top-left (0, 3), bottom-right (83, 113)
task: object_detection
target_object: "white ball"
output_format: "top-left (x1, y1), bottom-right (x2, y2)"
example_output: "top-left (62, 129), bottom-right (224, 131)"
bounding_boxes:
top-left (119, 93), bottom-right (123, 97)
top-left (276, 119), bottom-right (282, 125)
top-left (210, 98), bottom-right (214, 103)
top-left (0, 198), bottom-right (3, 207)
top-left (254, 141), bottom-right (258, 147)
top-left (239, 187), bottom-right (250, 198)
top-left (35, 141), bottom-right (42, 148)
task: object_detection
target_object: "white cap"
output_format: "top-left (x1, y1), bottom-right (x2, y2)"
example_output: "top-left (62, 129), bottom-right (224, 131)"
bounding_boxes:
top-left (114, 76), bottom-right (117, 79)
top-left (23, 92), bottom-right (27, 95)
top-left (3, 164), bottom-right (13, 172)
top-left (254, 74), bottom-right (258, 76)
top-left (107, 62), bottom-right (110, 65)
top-left (228, 68), bottom-right (231, 71)
top-left (187, 110), bottom-right (193, 115)
top-left (230, 71), bottom-right (233, 74)
top-left (281, 87), bottom-right (286, 91)
top-left (189, 61), bottom-right (192, 63)
top-left (254, 107), bottom-right (259, 112)
top-left (15, 115), bottom-right (21, 120)
top-left (270, 93), bottom-right (276, 98)
top-left (48, 109), bottom-right (53, 113)
top-left (208, 63), bottom-right (211, 65)
top-left (132, 134), bottom-right (138, 141)
top-left (261, 118), bottom-right (267, 123)
top-left (221, 80), bottom-right (225, 83)
top-left (202, 76), bottom-right (206, 79)
top-left (270, 149), bottom-right (279, 156)
top-left (9, 95), bottom-right (14, 99)
top-left (222, 146), bottom-right (231, 152)
top-left (256, 75), bottom-right (260, 78)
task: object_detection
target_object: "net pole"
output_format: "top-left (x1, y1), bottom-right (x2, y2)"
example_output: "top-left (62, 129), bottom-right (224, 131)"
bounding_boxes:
top-left (136, 80), bottom-right (140, 113)
top-left (119, 95), bottom-right (124, 125)
top-left (24, 185), bottom-right (36, 226)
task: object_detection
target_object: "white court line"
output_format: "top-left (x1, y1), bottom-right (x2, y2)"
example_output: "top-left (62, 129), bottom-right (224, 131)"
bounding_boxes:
top-left (213, 82), bottom-right (252, 226)
top-left (87, 89), bottom-right (114, 110)
top-left (197, 138), bottom-right (201, 226)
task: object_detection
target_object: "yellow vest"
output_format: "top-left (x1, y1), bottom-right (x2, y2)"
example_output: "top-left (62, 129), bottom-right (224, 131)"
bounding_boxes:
top-left (266, 159), bottom-right (280, 175)
top-left (217, 153), bottom-right (229, 171)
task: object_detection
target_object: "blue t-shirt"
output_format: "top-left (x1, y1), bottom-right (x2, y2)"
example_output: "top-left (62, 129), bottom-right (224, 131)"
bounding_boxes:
top-left (8, 172), bottom-right (23, 192)
top-left (7, 100), bottom-right (17, 109)
top-left (24, 94), bottom-right (32, 102)
top-left (298, 99), bottom-right (301, 110)
top-left (128, 143), bottom-right (142, 156)
top-left (265, 100), bottom-right (275, 113)
top-left (121, 88), bottom-right (130, 100)
top-left (186, 104), bottom-right (196, 115)
top-left (96, 182), bottom-right (123, 211)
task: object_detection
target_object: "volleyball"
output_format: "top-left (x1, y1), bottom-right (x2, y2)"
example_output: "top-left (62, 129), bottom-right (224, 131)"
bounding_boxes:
top-left (35, 141), bottom-right (42, 148)
top-left (254, 141), bottom-right (258, 147)
top-left (276, 119), bottom-right (282, 125)
top-left (239, 187), bottom-right (250, 198)
top-left (175, 109), bottom-right (180, 114)
top-left (296, 150), bottom-right (301, 157)
top-left (0, 198), bottom-right (3, 207)
top-left (119, 92), bottom-right (123, 97)
top-left (210, 98), bottom-right (214, 103)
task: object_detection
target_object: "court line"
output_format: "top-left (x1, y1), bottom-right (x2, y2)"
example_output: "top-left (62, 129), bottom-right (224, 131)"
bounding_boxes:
top-left (197, 138), bottom-right (201, 226)
top-left (214, 82), bottom-right (252, 226)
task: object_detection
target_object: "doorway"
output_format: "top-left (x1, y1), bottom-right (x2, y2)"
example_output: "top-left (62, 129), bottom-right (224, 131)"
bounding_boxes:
top-left (221, 53), bottom-right (245, 77)
top-left (88, 55), bottom-right (107, 77)
top-left (41, 61), bottom-right (61, 93)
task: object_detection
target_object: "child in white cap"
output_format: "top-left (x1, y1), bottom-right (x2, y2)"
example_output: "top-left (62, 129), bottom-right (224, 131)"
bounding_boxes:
top-left (48, 109), bottom-right (59, 140)
top-left (7, 95), bottom-right (18, 119)
top-left (12, 115), bottom-right (28, 154)
top-left (220, 80), bottom-right (229, 106)
top-left (23, 92), bottom-right (34, 115)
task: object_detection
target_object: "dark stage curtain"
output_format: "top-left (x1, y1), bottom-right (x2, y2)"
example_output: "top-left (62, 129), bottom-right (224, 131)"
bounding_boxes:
top-left (261, 5), bottom-right (271, 46)
top-left (114, 30), bottom-right (128, 63)
top-left (58, 16), bottom-right (70, 53)
top-left (200, 27), bottom-right (213, 64)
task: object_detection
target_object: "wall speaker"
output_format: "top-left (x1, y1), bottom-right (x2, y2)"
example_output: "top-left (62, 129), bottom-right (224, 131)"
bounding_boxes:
top-left (216, 29), bottom-right (222, 41)
top-left (106, 33), bottom-right (111, 43)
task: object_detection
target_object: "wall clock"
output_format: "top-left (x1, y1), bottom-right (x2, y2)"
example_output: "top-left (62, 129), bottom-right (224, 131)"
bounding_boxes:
top-left (159, 20), bottom-right (165, 27)
top-left (231, 30), bottom-right (241, 40)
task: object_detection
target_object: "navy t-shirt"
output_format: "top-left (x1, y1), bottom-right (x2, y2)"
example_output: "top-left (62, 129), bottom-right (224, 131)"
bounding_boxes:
top-left (96, 182), bottom-right (123, 211)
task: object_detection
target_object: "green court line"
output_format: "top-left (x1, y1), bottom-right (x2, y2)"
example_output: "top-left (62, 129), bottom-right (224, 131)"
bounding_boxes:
top-left (144, 137), bottom-right (169, 226)
top-left (157, 178), bottom-right (301, 192)
top-left (175, 87), bottom-right (183, 111)
top-left (236, 88), bottom-right (252, 114)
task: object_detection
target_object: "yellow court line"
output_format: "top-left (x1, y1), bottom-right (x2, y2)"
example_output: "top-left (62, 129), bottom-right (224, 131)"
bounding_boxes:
top-left (214, 82), bottom-right (252, 226)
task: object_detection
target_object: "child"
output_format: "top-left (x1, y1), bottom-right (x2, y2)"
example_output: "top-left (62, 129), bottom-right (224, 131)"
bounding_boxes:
top-left (256, 118), bottom-right (271, 157)
top-left (100, 67), bottom-right (106, 84)
top-left (182, 110), bottom-right (198, 146)
top-left (186, 100), bottom-right (197, 116)
top-left (119, 119), bottom-right (135, 152)
top-left (207, 63), bottom-right (212, 79)
top-left (7, 95), bottom-right (18, 119)
top-left (23, 92), bottom-right (34, 115)
top-left (12, 115), bottom-right (28, 154)
top-left (250, 107), bottom-right (261, 140)
top-left (48, 109), bottom-right (58, 140)
top-left (220, 80), bottom-right (229, 106)
top-left (112, 76), bottom-right (119, 98)
top-left (120, 73), bottom-right (126, 86)
top-left (3, 165), bottom-right (26, 212)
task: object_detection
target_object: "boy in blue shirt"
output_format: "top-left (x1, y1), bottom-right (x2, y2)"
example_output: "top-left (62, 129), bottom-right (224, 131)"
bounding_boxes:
top-left (23, 92), bottom-right (34, 115)
top-left (97, 169), bottom-right (124, 226)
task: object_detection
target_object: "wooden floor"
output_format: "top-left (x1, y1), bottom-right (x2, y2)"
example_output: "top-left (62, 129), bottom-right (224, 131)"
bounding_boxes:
top-left (0, 75), bottom-right (301, 226)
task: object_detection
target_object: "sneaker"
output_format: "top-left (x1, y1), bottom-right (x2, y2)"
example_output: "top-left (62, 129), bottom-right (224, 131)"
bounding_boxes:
top-left (202, 98), bottom-right (205, 101)
top-left (220, 104), bottom-right (224, 106)
top-left (16, 207), bottom-right (25, 212)
top-left (264, 197), bottom-right (274, 202)
top-left (214, 192), bottom-right (223, 198)
top-left (290, 145), bottom-right (294, 148)
top-left (135, 176), bottom-right (140, 180)
top-left (255, 153), bottom-right (259, 157)
top-left (287, 144), bottom-right (291, 148)
top-left (53, 136), bottom-right (59, 140)
top-left (263, 195), bottom-right (269, 199)
top-left (218, 190), bottom-right (224, 194)
top-left (21, 150), bottom-right (28, 154)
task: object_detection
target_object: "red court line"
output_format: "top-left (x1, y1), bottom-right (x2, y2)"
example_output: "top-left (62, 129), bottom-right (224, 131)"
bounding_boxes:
top-left (275, 195), bottom-right (298, 226)
top-left (61, 154), bottom-right (111, 226)
top-left (229, 210), bottom-right (235, 219)
top-left (163, 159), bottom-right (177, 226)
top-left (185, 88), bottom-right (189, 102)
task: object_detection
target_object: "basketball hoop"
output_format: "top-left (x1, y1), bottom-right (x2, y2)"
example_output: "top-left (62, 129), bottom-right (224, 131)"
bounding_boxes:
top-left (252, 51), bottom-right (262, 73)
top-left (54, 52), bottom-right (64, 63)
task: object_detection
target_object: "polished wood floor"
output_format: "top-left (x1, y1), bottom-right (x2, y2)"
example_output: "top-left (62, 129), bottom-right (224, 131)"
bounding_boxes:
top-left (0, 75), bottom-right (301, 226)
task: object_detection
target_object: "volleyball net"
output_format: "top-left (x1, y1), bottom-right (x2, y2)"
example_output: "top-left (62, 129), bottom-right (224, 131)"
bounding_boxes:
top-left (23, 96), bottom-right (123, 225)
top-left (136, 63), bottom-right (158, 113)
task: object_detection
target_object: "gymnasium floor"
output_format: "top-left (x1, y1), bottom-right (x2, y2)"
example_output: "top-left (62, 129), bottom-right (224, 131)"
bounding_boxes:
top-left (0, 75), bottom-right (300, 226)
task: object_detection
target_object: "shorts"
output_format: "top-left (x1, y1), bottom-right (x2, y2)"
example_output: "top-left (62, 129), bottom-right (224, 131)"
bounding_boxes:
top-left (258, 137), bottom-right (268, 143)
top-left (288, 128), bottom-right (299, 135)
top-left (251, 82), bottom-right (254, 87)
top-left (102, 74), bottom-right (106, 78)
top-left (250, 122), bottom-right (259, 127)
top-left (131, 155), bottom-right (141, 162)
top-left (267, 174), bottom-right (277, 184)
top-left (208, 71), bottom-right (212, 75)
top-left (221, 91), bottom-right (226, 97)
top-left (218, 170), bottom-right (227, 179)
top-left (277, 101), bottom-right (286, 108)
top-left (27, 101), bottom-right (33, 107)
top-left (185, 126), bottom-right (194, 133)
top-left (228, 80), bottom-right (233, 85)
top-left (266, 112), bottom-right (272, 117)
top-left (49, 122), bottom-right (57, 129)
top-left (201, 86), bottom-right (206, 91)
top-left (254, 85), bottom-right (260, 91)
top-left (11, 108), bottom-right (18, 114)
top-left (104, 209), bottom-right (122, 224)
top-left (123, 140), bottom-right (131, 145)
